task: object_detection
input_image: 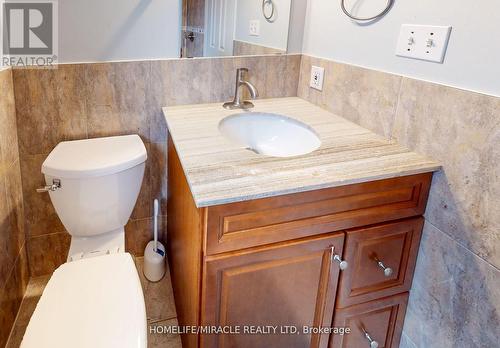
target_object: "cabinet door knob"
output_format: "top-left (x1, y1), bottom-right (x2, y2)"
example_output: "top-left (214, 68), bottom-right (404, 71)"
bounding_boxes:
top-left (330, 246), bottom-right (348, 270)
top-left (362, 328), bottom-right (379, 348)
top-left (375, 257), bottom-right (393, 277)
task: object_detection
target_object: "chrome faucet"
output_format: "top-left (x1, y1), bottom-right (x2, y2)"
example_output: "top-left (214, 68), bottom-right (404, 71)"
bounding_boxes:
top-left (223, 68), bottom-right (259, 109)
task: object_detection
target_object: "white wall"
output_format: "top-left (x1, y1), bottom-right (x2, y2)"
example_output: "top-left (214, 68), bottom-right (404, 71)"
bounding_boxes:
top-left (234, 0), bottom-right (291, 50)
top-left (287, 0), bottom-right (307, 54)
top-left (59, 0), bottom-right (181, 63)
top-left (302, 0), bottom-right (500, 96)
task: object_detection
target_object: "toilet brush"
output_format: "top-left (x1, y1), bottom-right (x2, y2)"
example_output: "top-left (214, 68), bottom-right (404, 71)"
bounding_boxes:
top-left (143, 199), bottom-right (166, 282)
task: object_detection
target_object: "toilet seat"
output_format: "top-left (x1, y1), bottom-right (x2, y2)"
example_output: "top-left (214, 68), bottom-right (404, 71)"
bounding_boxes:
top-left (21, 253), bottom-right (147, 348)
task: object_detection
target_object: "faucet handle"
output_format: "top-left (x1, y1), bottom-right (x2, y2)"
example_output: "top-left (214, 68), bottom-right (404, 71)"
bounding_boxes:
top-left (236, 68), bottom-right (248, 80)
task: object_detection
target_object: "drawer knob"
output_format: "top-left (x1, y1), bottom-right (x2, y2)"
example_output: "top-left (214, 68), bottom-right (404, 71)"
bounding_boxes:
top-left (362, 327), bottom-right (379, 348)
top-left (330, 247), bottom-right (348, 270)
top-left (375, 257), bottom-right (393, 277)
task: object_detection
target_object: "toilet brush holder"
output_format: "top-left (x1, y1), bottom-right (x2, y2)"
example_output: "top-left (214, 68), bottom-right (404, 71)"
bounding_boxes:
top-left (144, 199), bottom-right (165, 282)
top-left (144, 240), bottom-right (166, 282)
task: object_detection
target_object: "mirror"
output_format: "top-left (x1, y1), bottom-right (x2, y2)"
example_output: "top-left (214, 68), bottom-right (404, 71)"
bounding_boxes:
top-left (181, 0), bottom-right (301, 58)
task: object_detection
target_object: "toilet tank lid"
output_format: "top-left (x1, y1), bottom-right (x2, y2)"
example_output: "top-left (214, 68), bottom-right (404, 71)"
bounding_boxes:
top-left (42, 135), bottom-right (147, 178)
top-left (21, 253), bottom-right (147, 348)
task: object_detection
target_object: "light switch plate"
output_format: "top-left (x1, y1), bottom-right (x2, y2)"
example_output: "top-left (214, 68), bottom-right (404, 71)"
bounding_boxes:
top-left (310, 66), bottom-right (324, 91)
top-left (249, 20), bottom-right (260, 36)
top-left (396, 24), bottom-right (452, 63)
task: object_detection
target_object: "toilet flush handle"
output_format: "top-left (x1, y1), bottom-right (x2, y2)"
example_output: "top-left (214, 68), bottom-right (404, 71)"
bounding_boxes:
top-left (36, 179), bottom-right (61, 193)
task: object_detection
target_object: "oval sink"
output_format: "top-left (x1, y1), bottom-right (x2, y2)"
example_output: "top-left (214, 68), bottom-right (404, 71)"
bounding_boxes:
top-left (218, 112), bottom-right (321, 157)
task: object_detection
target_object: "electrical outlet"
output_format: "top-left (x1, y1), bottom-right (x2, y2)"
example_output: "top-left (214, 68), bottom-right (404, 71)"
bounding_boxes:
top-left (396, 24), bottom-right (452, 63)
top-left (310, 66), bottom-right (324, 91)
top-left (249, 20), bottom-right (260, 36)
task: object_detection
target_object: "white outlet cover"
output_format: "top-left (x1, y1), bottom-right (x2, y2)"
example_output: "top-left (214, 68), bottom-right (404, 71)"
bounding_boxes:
top-left (396, 24), bottom-right (452, 63)
top-left (310, 66), bottom-right (324, 91)
top-left (249, 20), bottom-right (260, 36)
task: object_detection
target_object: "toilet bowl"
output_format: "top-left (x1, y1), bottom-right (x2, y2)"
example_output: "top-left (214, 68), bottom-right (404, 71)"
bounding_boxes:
top-left (22, 135), bottom-right (148, 348)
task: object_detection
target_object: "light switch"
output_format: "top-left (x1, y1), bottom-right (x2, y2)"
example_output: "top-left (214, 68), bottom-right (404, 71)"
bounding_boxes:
top-left (396, 24), bottom-right (452, 63)
top-left (310, 66), bottom-right (324, 91)
top-left (249, 20), bottom-right (260, 36)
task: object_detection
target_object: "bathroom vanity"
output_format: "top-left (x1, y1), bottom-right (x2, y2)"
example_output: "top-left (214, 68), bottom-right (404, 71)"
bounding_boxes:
top-left (164, 98), bottom-right (439, 348)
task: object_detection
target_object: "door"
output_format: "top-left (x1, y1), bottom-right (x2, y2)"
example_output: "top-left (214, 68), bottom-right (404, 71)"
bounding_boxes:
top-left (201, 233), bottom-right (345, 348)
top-left (204, 0), bottom-right (236, 56)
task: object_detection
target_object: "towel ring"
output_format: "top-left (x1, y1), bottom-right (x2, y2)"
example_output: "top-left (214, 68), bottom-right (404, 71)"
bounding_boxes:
top-left (262, 0), bottom-right (275, 22)
top-left (341, 0), bottom-right (394, 21)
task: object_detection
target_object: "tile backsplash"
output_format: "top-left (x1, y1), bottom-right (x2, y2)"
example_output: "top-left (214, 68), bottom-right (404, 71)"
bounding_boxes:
top-left (0, 68), bottom-right (29, 347)
top-left (298, 55), bottom-right (500, 348)
top-left (11, 54), bottom-right (301, 277)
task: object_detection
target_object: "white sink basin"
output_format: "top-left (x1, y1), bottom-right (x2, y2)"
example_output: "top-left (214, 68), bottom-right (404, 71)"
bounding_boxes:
top-left (218, 112), bottom-right (321, 157)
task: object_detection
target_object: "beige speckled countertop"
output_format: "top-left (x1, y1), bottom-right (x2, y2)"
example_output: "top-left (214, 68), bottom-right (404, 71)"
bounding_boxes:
top-left (163, 97), bottom-right (440, 207)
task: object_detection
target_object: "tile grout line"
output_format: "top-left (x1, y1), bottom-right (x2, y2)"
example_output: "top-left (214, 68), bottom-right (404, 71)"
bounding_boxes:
top-left (148, 315), bottom-right (178, 325)
top-left (389, 76), bottom-right (404, 141)
top-left (400, 331), bottom-right (418, 348)
top-left (425, 219), bottom-right (500, 272)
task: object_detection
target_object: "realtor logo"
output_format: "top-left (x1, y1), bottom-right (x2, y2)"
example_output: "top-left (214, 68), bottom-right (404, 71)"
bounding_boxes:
top-left (1, 1), bottom-right (58, 67)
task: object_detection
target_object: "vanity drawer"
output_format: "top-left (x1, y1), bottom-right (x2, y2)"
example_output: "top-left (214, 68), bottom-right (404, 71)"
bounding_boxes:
top-left (205, 174), bottom-right (431, 255)
top-left (336, 218), bottom-right (423, 308)
top-left (330, 293), bottom-right (408, 348)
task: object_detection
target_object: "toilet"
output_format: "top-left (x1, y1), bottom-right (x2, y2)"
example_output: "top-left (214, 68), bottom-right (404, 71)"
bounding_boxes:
top-left (21, 135), bottom-right (148, 348)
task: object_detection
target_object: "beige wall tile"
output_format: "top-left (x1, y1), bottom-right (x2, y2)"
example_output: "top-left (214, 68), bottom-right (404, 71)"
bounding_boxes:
top-left (147, 70), bottom-right (168, 143)
top-left (151, 58), bottom-right (212, 107)
top-left (393, 77), bottom-right (500, 268)
top-left (284, 54), bottom-right (302, 97)
top-left (207, 56), bottom-right (240, 103)
top-left (0, 174), bottom-right (13, 286)
top-left (298, 55), bottom-right (401, 138)
top-left (0, 68), bottom-right (27, 347)
top-left (325, 61), bottom-right (401, 138)
top-left (0, 245), bottom-right (29, 347)
top-left (150, 142), bottom-right (168, 216)
top-left (0, 69), bottom-right (19, 166)
top-left (5, 161), bottom-right (25, 250)
top-left (12, 65), bottom-right (87, 156)
top-left (0, 161), bottom-right (26, 284)
top-left (28, 232), bottom-right (70, 277)
top-left (233, 40), bottom-right (285, 56)
top-left (84, 61), bottom-right (151, 141)
top-left (125, 216), bottom-right (167, 257)
top-left (125, 218), bottom-right (153, 256)
top-left (403, 222), bottom-right (500, 347)
top-left (264, 55), bottom-right (291, 99)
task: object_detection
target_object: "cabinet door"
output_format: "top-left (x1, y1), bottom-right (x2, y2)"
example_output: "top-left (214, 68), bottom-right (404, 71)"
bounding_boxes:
top-left (337, 218), bottom-right (423, 308)
top-left (330, 293), bottom-right (408, 348)
top-left (201, 233), bottom-right (345, 348)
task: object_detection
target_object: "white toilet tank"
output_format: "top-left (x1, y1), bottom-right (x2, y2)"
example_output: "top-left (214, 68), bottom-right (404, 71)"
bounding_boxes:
top-left (42, 135), bottom-right (147, 238)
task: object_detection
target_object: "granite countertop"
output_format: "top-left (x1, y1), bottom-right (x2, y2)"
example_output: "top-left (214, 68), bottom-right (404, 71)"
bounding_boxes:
top-left (162, 97), bottom-right (440, 207)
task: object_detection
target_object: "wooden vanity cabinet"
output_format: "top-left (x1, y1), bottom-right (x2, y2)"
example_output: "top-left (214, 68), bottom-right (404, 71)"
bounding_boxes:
top-left (167, 138), bottom-right (431, 348)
